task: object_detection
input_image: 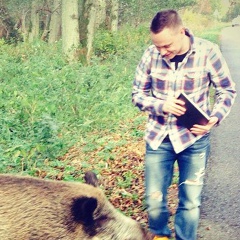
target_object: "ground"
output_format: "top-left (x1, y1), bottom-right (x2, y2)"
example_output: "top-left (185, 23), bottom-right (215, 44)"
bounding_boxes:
top-left (59, 127), bottom-right (179, 234)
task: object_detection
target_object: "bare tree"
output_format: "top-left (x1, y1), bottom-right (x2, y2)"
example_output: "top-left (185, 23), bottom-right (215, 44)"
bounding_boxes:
top-left (48, 0), bottom-right (61, 43)
top-left (84, 0), bottom-right (96, 63)
top-left (110, 0), bottom-right (118, 32)
top-left (41, 6), bottom-right (51, 41)
top-left (29, 0), bottom-right (40, 42)
top-left (95, 0), bottom-right (106, 29)
top-left (61, 0), bottom-right (80, 61)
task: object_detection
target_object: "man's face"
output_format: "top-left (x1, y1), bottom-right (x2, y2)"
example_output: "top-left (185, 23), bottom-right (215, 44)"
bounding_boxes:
top-left (151, 27), bottom-right (186, 59)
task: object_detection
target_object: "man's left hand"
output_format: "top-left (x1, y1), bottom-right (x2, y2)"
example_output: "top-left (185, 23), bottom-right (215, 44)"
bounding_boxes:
top-left (190, 117), bottom-right (219, 135)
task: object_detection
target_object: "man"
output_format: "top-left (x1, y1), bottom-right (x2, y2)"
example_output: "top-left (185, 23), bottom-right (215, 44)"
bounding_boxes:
top-left (132, 9), bottom-right (236, 240)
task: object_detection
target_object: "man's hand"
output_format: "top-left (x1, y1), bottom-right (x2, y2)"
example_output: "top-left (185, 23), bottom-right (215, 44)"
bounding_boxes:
top-left (162, 96), bottom-right (186, 116)
top-left (190, 117), bottom-right (219, 135)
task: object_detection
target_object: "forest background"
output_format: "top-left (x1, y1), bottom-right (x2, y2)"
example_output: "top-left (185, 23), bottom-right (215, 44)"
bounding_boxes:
top-left (0, 0), bottom-right (239, 226)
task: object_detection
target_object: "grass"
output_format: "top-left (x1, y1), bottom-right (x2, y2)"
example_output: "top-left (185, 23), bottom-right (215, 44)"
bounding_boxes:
top-left (0, 19), bottom-right (225, 177)
top-left (0, 39), bottom-right (140, 174)
top-left (198, 22), bottom-right (229, 43)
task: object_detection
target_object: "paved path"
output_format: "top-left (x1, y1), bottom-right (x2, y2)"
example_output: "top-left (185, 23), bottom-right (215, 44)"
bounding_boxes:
top-left (198, 27), bottom-right (240, 239)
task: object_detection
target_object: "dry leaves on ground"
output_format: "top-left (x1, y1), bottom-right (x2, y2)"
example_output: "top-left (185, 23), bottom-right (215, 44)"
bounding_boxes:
top-left (59, 132), bottom-right (179, 227)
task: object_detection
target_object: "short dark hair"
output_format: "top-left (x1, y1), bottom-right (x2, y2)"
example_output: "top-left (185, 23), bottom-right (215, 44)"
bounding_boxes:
top-left (150, 9), bottom-right (183, 34)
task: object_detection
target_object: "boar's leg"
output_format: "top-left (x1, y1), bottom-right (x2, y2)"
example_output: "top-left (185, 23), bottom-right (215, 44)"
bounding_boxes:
top-left (84, 171), bottom-right (99, 187)
top-left (71, 197), bottom-right (97, 226)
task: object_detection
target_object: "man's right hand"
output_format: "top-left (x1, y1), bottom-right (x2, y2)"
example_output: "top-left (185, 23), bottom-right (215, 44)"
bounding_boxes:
top-left (162, 96), bottom-right (186, 116)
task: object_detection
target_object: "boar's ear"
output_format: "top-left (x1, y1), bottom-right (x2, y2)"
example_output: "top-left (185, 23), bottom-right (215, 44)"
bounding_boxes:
top-left (71, 197), bottom-right (98, 226)
top-left (84, 171), bottom-right (99, 187)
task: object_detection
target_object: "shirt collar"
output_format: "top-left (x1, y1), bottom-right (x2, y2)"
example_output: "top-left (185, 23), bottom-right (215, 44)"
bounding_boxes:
top-left (185, 28), bottom-right (196, 55)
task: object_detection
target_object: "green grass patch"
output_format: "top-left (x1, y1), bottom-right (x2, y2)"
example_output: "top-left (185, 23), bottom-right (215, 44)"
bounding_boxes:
top-left (0, 19), bottom-right (224, 178)
top-left (197, 22), bottom-right (229, 43)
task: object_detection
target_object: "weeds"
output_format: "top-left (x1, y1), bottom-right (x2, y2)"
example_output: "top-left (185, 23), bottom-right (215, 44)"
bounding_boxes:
top-left (0, 19), bottom-right (225, 181)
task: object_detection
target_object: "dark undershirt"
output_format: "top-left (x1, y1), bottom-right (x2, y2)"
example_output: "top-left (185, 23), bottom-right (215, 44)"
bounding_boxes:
top-left (170, 51), bottom-right (188, 70)
top-left (163, 51), bottom-right (188, 141)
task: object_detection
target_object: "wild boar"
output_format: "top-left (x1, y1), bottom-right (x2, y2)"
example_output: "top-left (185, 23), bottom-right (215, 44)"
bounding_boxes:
top-left (0, 171), bottom-right (153, 240)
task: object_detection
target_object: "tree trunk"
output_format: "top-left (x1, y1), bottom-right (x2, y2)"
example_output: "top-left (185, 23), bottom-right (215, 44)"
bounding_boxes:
top-left (29, 0), bottom-right (40, 42)
top-left (41, 12), bottom-right (51, 41)
top-left (61, 0), bottom-right (80, 61)
top-left (110, 0), bottom-right (118, 32)
top-left (84, 0), bottom-right (97, 63)
top-left (48, 0), bottom-right (61, 43)
top-left (20, 10), bottom-right (29, 42)
top-left (95, 0), bottom-right (106, 29)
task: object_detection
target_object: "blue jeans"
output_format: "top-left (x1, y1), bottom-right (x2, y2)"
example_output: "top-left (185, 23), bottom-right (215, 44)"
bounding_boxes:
top-left (145, 134), bottom-right (210, 240)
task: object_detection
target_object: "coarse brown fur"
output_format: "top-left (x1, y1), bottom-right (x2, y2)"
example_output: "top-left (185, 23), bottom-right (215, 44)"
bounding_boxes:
top-left (0, 172), bottom-right (153, 240)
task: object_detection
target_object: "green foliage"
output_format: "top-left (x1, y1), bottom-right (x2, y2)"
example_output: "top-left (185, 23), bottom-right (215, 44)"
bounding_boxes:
top-left (118, 0), bottom-right (196, 26)
top-left (93, 25), bottom-right (149, 59)
top-left (0, 32), bottom-right (144, 175)
top-left (227, 1), bottom-right (240, 20)
top-left (0, 7), bottom-right (224, 178)
top-left (198, 26), bottom-right (226, 44)
top-left (93, 30), bottom-right (123, 58)
top-left (0, 41), bottom-right (68, 173)
top-left (182, 9), bottom-right (215, 35)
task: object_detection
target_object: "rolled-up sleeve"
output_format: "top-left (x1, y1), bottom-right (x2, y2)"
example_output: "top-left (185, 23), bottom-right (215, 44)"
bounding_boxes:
top-left (208, 44), bottom-right (237, 123)
top-left (132, 47), bottom-right (165, 116)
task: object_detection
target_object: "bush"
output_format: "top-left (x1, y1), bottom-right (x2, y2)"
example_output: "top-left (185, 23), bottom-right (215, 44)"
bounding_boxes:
top-left (0, 36), bottom-right (143, 174)
top-left (93, 25), bottom-right (149, 60)
top-left (0, 13), bottom-right (225, 176)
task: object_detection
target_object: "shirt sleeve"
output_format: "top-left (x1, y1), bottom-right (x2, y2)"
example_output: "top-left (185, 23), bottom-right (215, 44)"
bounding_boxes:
top-left (208, 43), bottom-right (237, 123)
top-left (132, 47), bottom-right (166, 116)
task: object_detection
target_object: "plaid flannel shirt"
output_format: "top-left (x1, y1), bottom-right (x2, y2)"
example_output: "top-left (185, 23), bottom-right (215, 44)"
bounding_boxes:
top-left (132, 29), bottom-right (236, 153)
